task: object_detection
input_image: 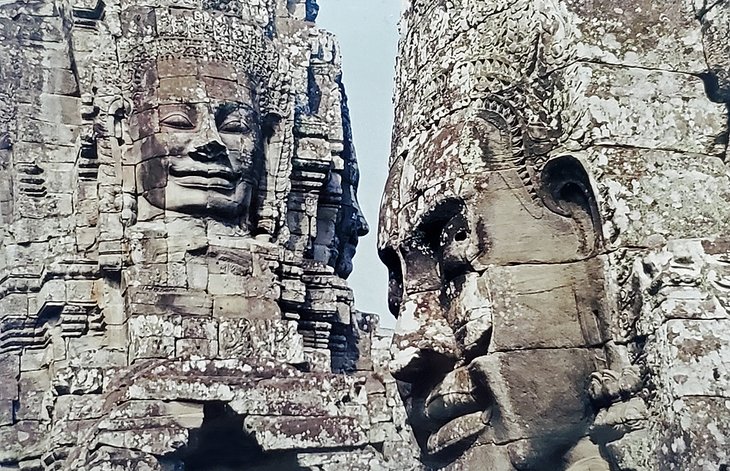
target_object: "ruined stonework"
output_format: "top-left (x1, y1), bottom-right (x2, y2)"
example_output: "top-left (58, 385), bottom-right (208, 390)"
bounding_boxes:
top-left (379, 1), bottom-right (730, 470)
top-left (0, 0), bottom-right (420, 469)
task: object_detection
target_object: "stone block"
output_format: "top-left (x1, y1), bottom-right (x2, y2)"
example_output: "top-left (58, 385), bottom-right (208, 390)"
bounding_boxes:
top-left (126, 288), bottom-right (212, 316)
top-left (14, 389), bottom-right (50, 422)
top-left (487, 261), bottom-right (608, 351)
top-left (53, 366), bottom-right (104, 395)
top-left (18, 369), bottom-right (50, 394)
top-left (207, 273), bottom-right (247, 295)
top-left (37, 278), bottom-right (66, 307)
top-left (166, 262), bottom-right (187, 288)
top-left (0, 399), bottom-right (14, 426)
top-left (567, 64), bottom-right (725, 155)
top-left (53, 394), bottom-right (106, 422)
top-left (649, 319), bottom-right (730, 398)
top-left (130, 335), bottom-right (175, 361)
top-left (219, 318), bottom-right (304, 364)
top-left (369, 421), bottom-right (397, 444)
top-left (567, 0), bottom-right (704, 70)
top-left (129, 236), bottom-right (167, 265)
top-left (469, 348), bottom-right (599, 443)
top-left (368, 395), bottom-right (391, 424)
top-left (186, 258), bottom-right (209, 291)
top-left (657, 397), bottom-right (730, 471)
top-left (0, 294), bottom-right (29, 317)
top-left (243, 416), bottom-right (367, 451)
top-left (20, 346), bottom-right (52, 372)
top-left (229, 376), bottom-right (349, 417)
top-left (181, 316), bottom-right (217, 340)
top-left (0, 354), bottom-right (20, 400)
top-left (0, 425), bottom-right (22, 462)
top-left (212, 295), bottom-right (280, 320)
top-left (65, 279), bottom-right (96, 303)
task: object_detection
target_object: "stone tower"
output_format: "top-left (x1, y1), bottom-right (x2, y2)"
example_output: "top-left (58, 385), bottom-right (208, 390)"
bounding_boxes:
top-left (0, 0), bottom-right (418, 469)
top-left (379, 1), bottom-right (730, 470)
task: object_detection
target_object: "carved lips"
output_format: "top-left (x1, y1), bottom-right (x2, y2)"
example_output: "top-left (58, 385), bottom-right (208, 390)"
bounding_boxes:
top-left (420, 365), bottom-right (493, 456)
top-left (169, 163), bottom-right (240, 191)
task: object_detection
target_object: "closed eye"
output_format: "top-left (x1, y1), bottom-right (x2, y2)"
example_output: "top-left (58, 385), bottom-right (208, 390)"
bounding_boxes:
top-left (160, 112), bottom-right (195, 130)
top-left (218, 115), bottom-right (252, 134)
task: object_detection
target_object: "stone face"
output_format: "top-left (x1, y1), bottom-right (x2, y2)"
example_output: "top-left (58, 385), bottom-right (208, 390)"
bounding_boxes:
top-left (0, 1), bottom-right (419, 469)
top-left (380, 1), bottom-right (730, 470)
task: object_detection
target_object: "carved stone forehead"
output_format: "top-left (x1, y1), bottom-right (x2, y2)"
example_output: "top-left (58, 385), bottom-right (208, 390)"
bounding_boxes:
top-left (130, 57), bottom-right (259, 110)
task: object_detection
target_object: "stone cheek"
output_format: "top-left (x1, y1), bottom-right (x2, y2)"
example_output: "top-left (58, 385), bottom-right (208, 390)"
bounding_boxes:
top-left (0, 1), bottom-right (419, 470)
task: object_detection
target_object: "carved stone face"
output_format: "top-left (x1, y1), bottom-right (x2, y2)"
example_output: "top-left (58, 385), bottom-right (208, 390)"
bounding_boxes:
top-left (130, 58), bottom-right (263, 220)
top-left (336, 161), bottom-right (370, 278)
top-left (380, 115), bottom-right (609, 469)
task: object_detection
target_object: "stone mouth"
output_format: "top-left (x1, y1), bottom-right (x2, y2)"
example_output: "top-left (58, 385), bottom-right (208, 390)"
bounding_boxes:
top-left (169, 164), bottom-right (240, 190)
top-left (417, 365), bottom-right (493, 457)
top-left (425, 389), bottom-right (483, 422)
top-left (426, 409), bottom-right (491, 456)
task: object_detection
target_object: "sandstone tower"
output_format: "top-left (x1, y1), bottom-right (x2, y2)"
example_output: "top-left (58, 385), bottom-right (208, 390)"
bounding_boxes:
top-left (0, 1), bottom-right (417, 469)
top-left (379, 1), bottom-right (730, 470)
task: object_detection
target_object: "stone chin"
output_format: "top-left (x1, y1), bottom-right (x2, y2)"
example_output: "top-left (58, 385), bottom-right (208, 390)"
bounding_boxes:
top-left (412, 369), bottom-right (594, 471)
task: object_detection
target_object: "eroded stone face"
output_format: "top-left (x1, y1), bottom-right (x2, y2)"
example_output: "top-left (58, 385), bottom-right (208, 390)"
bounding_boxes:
top-left (381, 111), bottom-right (610, 469)
top-left (381, 1), bottom-right (730, 470)
top-left (130, 58), bottom-right (263, 220)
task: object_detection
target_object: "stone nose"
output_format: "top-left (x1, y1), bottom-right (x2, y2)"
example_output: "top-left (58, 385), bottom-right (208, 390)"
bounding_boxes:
top-left (356, 211), bottom-right (370, 237)
top-left (184, 114), bottom-right (227, 161)
top-left (190, 140), bottom-right (227, 161)
top-left (389, 291), bottom-right (460, 384)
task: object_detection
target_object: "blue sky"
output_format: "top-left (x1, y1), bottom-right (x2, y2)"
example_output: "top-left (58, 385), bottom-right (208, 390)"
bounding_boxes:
top-left (316, 0), bottom-right (401, 327)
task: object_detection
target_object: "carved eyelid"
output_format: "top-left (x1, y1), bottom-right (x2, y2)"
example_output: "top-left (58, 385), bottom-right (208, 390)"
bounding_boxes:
top-left (216, 104), bottom-right (253, 133)
top-left (159, 111), bottom-right (195, 129)
top-left (218, 115), bottom-right (251, 133)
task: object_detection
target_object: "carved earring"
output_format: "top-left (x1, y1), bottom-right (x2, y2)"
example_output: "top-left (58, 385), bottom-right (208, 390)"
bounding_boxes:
top-left (540, 155), bottom-right (603, 255)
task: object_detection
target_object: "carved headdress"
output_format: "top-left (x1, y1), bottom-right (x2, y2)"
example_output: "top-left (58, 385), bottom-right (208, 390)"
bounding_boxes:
top-left (115, 4), bottom-right (287, 117)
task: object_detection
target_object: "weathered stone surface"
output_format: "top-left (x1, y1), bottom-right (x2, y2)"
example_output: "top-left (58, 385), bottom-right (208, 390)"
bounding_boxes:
top-left (0, 1), bottom-right (418, 469)
top-left (244, 416), bottom-right (368, 450)
top-left (380, 1), bottom-right (730, 470)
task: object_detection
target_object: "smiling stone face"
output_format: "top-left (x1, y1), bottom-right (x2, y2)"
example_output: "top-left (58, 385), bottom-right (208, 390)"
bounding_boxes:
top-left (379, 108), bottom-right (612, 470)
top-left (130, 58), bottom-right (264, 220)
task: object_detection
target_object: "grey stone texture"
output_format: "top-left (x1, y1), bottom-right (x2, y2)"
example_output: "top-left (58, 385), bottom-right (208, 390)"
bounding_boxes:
top-left (0, 0), bottom-right (419, 469)
top-left (379, 0), bottom-right (730, 470)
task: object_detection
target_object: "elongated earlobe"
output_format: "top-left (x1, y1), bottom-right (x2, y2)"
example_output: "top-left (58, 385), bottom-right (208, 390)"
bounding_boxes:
top-left (540, 155), bottom-right (603, 255)
top-left (108, 96), bottom-right (133, 145)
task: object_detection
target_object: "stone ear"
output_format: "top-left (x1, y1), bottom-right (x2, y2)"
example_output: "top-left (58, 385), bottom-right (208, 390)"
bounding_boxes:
top-left (540, 155), bottom-right (603, 254)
